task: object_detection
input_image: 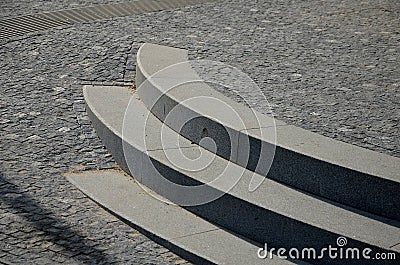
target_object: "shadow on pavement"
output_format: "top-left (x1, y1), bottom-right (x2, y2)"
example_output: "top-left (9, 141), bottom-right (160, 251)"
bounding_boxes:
top-left (0, 170), bottom-right (113, 264)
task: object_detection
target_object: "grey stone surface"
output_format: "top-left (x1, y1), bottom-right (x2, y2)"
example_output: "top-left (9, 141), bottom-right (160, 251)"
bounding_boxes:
top-left (66, 170), bottom-right (300, 265)
top-left (84, 84), bottom-right (399, 264)
top-left (0, 2), bottom-right (191, 264)
top-left (245, 123), bottom-right (400, 220)
top-left (2, 0), bottom-right (398, 157)
top-left (137, 43), bottom-right (278, 176)
top-left (83, 85), bottom-right (194, 150)
top-left (1, 0), bottom-right (218, 41)
top-left (0, 0), bottom-right (120, 19)
top-left (1, 0), bottom-right (398, 263)
top-left (136, 42), bottom-right (400, 220)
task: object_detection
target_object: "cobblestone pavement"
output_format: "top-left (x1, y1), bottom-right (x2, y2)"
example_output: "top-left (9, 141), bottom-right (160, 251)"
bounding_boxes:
top-left (0, 0), bottom-right (119, 18)
top-left (0, 0), bottom-right (399, 264)
top-left (2, 3), bottom-right (192, 265)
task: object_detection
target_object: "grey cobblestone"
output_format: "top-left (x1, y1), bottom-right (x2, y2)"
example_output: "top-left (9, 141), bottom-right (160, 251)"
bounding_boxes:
top-left (1, 3), bottom-right (194, 264)
top-left (0, 0), bottom-right (398, 264)
top-left (4, 0), bottom-right (395, 157)
top-left (0, 0), bottom-right (121, 19)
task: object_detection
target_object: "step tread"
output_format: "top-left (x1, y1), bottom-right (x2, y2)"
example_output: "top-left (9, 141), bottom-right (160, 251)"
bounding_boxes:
top-left (65, 170), bottom-right (300, 265)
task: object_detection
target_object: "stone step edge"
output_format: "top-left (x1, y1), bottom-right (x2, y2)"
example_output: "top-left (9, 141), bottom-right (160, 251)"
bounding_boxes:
top-left (65, 170), bottom-right (303, 265)
top-left (135, 42), bottom-right (400, 220)
top-left (82, 84), bottom-right (400, 264)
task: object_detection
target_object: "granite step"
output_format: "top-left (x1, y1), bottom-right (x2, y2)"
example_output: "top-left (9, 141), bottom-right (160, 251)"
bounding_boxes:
top-left (66, 170), bottom-right (305, 265)
top-left (82, 84), bottom-right (400, 264)
top-left (135, 43), bottom-right (400, 220)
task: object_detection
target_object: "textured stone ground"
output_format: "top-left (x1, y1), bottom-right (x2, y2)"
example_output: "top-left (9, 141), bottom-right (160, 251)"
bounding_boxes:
top-left (0, 0), bottom-right (119, 18)
top-left (0, 2), bottom-right (192, 265)
top-left (0, 0), bottom-right (399, 264)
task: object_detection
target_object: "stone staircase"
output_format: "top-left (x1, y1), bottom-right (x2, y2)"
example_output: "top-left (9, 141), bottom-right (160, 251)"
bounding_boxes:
top-left (68, 43), bottom-right (400, 264)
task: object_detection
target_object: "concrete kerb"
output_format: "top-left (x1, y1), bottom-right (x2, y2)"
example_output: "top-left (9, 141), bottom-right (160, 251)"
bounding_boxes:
top-left (135, 43), bottom-right (400, 220)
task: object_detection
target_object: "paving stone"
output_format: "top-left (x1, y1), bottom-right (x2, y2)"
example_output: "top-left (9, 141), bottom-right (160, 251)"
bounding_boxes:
top-left (0, 0), bottom-right (398, 263)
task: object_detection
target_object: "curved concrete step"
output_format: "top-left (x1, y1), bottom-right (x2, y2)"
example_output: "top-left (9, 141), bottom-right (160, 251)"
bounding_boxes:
top-left (66, 170), bottom-right (304, 265)
top-left (135, 43), bottom-right (400, 221)
top-left (83, 85), bottom-right (399, 264)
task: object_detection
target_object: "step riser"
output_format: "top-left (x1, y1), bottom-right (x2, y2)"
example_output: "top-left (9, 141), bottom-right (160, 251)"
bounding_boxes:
top-left (136, 43), bottom-right (400, 220)
top-left (269, 147), bottom-right (399, 220)
top-left (85, 97), bottom-right (396, 265)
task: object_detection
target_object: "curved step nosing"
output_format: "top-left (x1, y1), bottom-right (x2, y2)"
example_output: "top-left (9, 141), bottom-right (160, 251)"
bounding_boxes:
top-left (135, 46), bottom-right (277, 174)
top-left (135, 43), bottom-right (400, 220)
top-left (136, 43), bottom-right (399, 181)
top-left (66, 171), bottom-right (300, 265)
top-left (83, 86), bottom-right (399, 262)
